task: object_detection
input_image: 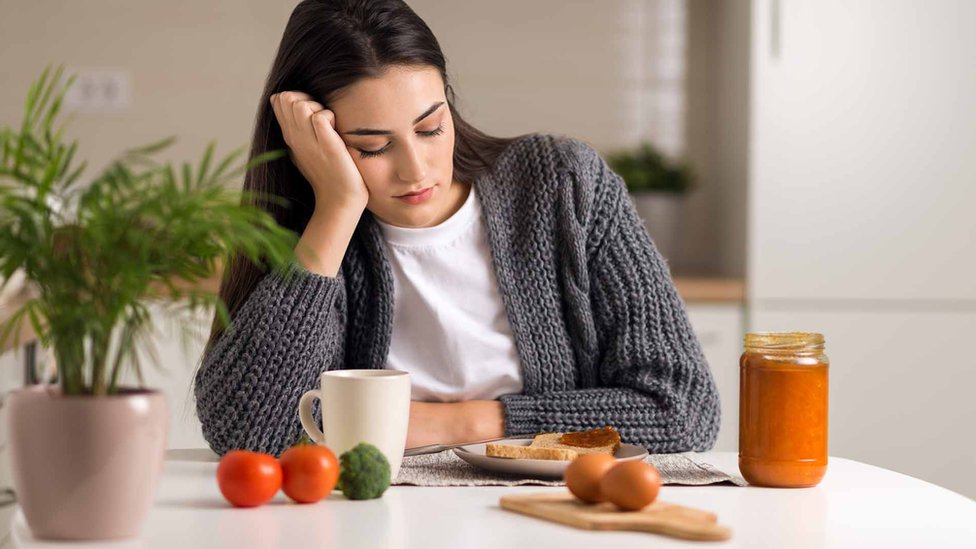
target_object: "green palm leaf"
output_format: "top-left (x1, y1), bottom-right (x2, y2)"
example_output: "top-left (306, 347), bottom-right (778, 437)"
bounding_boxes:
top-left (0, 65), bottom-right (298, 396)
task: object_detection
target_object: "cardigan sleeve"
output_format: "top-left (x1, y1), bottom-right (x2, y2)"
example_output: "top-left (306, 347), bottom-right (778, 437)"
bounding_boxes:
top-left (193, 260), bottom-right (346, 456)
top-left (499, 140), bottom-right (721, 452)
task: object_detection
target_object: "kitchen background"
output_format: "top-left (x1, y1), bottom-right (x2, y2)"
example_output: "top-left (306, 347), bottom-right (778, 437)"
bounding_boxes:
top-left (0, 0), bottom-right (973, 503)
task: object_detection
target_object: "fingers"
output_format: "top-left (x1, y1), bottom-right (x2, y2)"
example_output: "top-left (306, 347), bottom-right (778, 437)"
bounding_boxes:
top-left (270, 93), bottom-right (298, 145)
top-left (310, 109), bottom-right (337, 146)
top-left (269, 93), bottom-right (285, 138)
top-left (270, 91), bottom-right (331, 147)
top-left (281, 90), bottom-right (314, 102)
top-left (295, 99), bottom-right (326, 142)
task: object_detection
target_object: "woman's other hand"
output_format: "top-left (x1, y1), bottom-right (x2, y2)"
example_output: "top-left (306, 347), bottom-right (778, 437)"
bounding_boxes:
top-left (406, 400), bottom-right (505, 448)
top-left (270, 91), bottom-right (369, 211)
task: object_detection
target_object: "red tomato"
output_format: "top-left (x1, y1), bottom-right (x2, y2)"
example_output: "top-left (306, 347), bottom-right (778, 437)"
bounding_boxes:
top-left (279, 445), bottom-right (340, 504)
top-left (217, 450), bottom-right (282, 508)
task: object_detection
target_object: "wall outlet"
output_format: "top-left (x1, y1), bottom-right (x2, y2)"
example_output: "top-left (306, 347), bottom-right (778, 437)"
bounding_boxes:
top-left (63, 69), bottom-right (132, 113)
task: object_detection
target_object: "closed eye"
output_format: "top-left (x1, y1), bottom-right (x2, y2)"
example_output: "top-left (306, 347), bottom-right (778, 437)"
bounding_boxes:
top-left (357, 126), bottom-right (445, 159)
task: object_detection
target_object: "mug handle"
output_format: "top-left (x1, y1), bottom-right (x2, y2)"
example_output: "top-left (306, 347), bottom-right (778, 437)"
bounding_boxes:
top-left (298, 389), bottom-right (326, 444)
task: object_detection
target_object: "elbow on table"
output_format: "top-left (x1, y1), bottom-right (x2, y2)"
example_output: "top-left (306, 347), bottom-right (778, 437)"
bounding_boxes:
top-left (195, 403), bottom-right (239, 457)
top-left (194, 375), bottom-right (308, 458)
top-left (635, 381), bottom-right (721, 453)
top-left (200, 427), bottom-right (233, 458)
top-left (198, 416), bottom-right (295, 458)
top-left (674, 383), bottom-right (722, 452)
top-left (194, 393), bottom-right (269, 458)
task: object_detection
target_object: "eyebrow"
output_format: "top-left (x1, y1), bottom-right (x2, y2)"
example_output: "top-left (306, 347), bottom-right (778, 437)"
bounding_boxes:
top-left (341, 102), bottom-right (445, 136)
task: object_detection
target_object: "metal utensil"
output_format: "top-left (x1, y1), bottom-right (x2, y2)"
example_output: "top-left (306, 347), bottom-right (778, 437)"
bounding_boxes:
top-left (403, 433), bottom-right (542, 457)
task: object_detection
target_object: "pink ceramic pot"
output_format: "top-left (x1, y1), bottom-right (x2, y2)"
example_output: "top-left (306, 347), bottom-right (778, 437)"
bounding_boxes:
top-left (6, 385), bottom-right (168, 540)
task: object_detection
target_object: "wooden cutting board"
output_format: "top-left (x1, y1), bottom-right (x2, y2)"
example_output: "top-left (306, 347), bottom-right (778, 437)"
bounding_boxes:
top-left (499, 491), bottom-right (732, 542)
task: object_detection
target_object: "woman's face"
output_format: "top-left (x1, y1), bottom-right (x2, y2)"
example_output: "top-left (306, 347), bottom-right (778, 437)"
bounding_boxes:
top-left (330, 65), bottom-right (463, 228)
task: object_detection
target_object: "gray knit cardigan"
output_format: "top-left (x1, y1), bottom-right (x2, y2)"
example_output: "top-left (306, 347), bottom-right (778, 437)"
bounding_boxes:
top-left (194, 133), bottom-right (721, 457)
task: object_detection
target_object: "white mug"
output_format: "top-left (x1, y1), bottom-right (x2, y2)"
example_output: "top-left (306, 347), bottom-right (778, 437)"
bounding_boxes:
top-left (298, 369), bottom-right (411, 480)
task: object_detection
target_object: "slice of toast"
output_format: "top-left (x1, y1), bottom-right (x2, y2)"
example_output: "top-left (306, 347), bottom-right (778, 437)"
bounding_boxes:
top-left (484, 443), bottom-right (578, 461)
top-left (485, 427), bottom-right (621, 461)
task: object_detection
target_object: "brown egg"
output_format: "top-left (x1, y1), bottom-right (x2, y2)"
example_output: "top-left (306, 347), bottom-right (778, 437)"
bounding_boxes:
top-left (564, 453), bottom-right (617, 503)
top-left (600, 461), bottom-right (662, 511)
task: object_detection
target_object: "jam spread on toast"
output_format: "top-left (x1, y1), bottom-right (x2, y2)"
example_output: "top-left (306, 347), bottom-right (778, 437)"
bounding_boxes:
top-left (558, 426), bottom-right (620, 448)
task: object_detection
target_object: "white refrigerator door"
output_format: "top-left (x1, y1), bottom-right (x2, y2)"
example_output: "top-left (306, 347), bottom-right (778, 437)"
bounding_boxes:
top-left (749, 0), bottom-right (976, 302)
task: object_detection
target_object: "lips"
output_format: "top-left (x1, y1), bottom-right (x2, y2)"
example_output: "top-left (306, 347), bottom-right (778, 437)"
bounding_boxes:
top-left (397, 187), bottom-right (431, 198)
top-left (395, 186), bottom-right (434, 205)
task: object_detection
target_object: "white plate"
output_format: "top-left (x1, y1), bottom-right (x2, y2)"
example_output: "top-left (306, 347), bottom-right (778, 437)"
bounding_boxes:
top-left (452, 437), bottom-right (649, 479)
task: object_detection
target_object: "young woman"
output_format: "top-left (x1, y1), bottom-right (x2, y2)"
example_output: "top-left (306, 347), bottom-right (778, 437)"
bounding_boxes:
top-left (194, 0), bottom-right (720, 457)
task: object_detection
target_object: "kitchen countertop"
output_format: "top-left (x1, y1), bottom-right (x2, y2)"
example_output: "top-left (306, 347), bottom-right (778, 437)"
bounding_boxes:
top-left (188, 270), bottom-right (746, 304)
top-left (672, 277), bottom-right (745, 304)
top-left (6, 451), bottom-right (975, 548)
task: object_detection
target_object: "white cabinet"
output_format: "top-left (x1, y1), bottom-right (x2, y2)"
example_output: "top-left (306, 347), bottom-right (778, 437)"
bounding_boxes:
top-left (686, 303), bottom-right (744, 452)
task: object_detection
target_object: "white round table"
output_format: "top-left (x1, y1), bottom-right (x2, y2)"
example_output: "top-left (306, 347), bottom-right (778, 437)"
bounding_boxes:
top-left (8, 451), bottom-right (976, 548)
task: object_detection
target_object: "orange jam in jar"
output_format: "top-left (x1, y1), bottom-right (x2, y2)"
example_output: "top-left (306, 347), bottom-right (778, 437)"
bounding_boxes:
top-left (739, 332), bottom-right (829, 488)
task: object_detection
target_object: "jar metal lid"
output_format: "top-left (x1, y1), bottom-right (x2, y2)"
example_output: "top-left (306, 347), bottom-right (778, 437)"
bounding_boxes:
top-left (744, 332), bottom-right (825, 352)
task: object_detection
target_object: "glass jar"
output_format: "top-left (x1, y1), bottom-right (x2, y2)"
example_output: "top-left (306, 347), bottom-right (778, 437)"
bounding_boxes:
top-left (739, 332), bottom-right (829, 488)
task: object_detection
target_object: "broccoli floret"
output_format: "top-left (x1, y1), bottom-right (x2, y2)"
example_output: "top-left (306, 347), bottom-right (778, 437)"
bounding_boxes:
top-left (337, 442), bottom-right (391, 500)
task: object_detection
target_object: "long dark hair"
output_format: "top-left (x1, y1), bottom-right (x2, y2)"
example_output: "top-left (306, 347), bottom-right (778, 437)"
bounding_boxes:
top-left (204, 0), bottom-right (521, 354)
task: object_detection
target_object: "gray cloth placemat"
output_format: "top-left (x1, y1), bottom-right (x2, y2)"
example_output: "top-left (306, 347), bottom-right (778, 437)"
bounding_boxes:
top-left (393, 451), bottom-right (747, 487)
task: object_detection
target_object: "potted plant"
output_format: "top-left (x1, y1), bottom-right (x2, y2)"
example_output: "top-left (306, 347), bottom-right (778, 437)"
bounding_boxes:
top-left (606, 142), bottom-right (694, 262)
top-left (0, 67), bottom-right (299, 540)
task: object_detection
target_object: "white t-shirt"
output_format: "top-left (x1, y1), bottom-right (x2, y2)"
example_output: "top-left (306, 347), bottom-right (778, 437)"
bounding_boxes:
top-left (375, 185), bottom-right (524, 402)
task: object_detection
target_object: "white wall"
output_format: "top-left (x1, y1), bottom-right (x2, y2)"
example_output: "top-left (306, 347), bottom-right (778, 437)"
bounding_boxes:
top-left (0, 0), bottom-right (294, 176)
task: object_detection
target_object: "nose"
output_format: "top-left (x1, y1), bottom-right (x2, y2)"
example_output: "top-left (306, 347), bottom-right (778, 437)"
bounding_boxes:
top-left (396, 142), bottom-right (427, 183)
